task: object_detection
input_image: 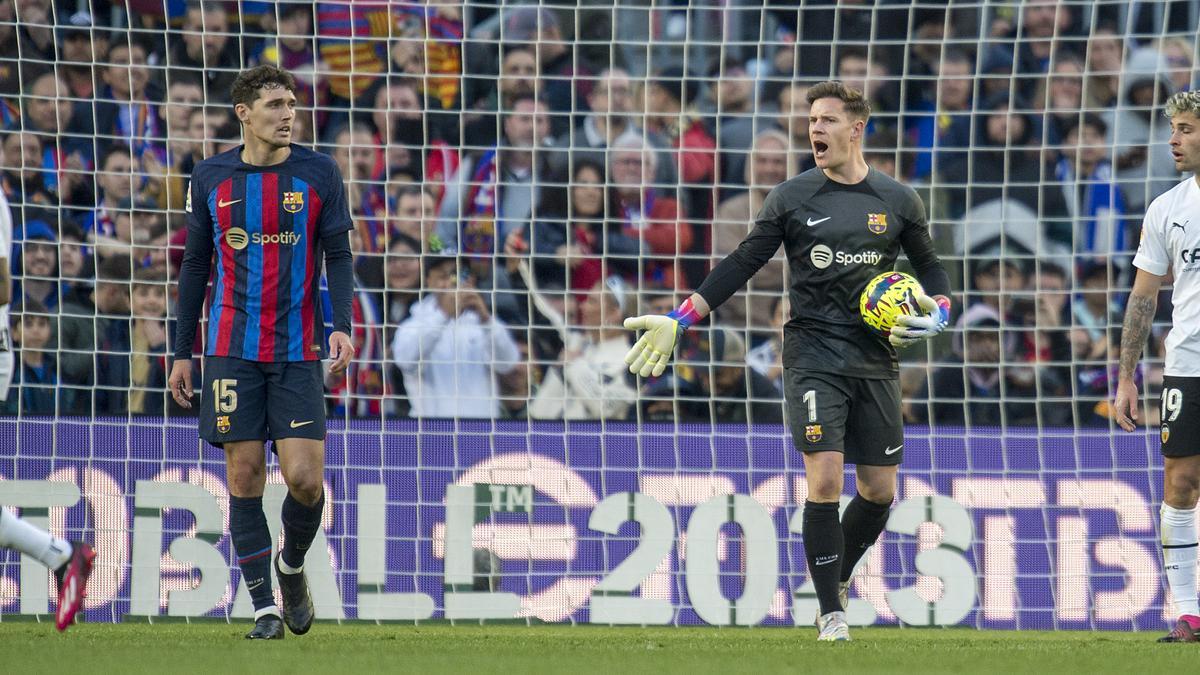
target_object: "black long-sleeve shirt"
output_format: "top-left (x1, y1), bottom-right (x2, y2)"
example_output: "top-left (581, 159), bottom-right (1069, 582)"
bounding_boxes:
top-left (697, 167), bottom-right (950, 379)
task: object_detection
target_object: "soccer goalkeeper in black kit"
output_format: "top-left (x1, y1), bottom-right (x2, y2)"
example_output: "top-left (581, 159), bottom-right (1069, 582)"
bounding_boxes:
top-left (624, 81), bottom-right (952, 641)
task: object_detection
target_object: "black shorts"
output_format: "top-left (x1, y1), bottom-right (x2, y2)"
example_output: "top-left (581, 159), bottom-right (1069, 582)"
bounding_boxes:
top-left (783, 369), bottom-right (904, 466)
top-left (1160, 376), bottom-right (1200, 458)
top-left (199, 356), bottom-right (326, 448)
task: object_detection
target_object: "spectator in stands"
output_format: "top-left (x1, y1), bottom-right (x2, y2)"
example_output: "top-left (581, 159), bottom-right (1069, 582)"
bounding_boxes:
top-left (391, 255), bottom-right (520, 418)
top-left (84, 144), bottom-right (139, 244)
top-left (1037, 52), bottom-right (1086, 148)
top-left (746, 294), bottom-right (789, 392)
top-left (505, 6), bottom-right (593, 138)
top-left (1159, 36), bottom-right (1195, 93)
top-left (1, 300), bottom-right (56, 415)
top-left (911, 303), bottom-right (1067, 427)
top-left (1054, 114), bottom-right (1129, 257)
top-left (1071, 327), bottom-right (1124, 427)
top-left (254, 3), bottom-right (325, 118)
top-left (523, 157), bottom-right (638, 293)
top-left (58, 17), bottom-right (104, 100)
top-left (13, 219), bottom-right (57, 310)
top-left (57, 222), bottom-right (91, 309)
top-left (125, 267), bottom-right (173, 415)
top-left (1072, 260), bottom-right (1121, 349)
top-left (462, 46), bottom-right (538, 151)
top-left (59, 256), bottom-right (131, 416)
top-left (1, 130), bottom-right (56, 220)
top-left (1111, 47), bottom-right (1178, 213)
top-left (331, 122), bottom-right (387, 257)
top-left (100, 197), bottom-right (168, 271)
top-left (944, 91), bottom-right (1069, 224)
top-left (686, 328), bottom-right (783, 424)
top-left (776, 82), bottom-right (814, 170)
top-left (370, 79), bottom-right (427, 180)
top-left (169, 0), bottom-right (241, 104)
top-left (95, 39), bottom-right (166, 168)
top-left (709, 56), bottom-right (773, 199)
top-left (22, 71), bottom-right (93, 208)
top-left (187, 106), bottom-right (235, 162)
top-left (438, 94), bottom-right (554, 256)
top-left (967, 257), bottom-right (1027, 327)
top-left (906, 48), bottom-right (974, 182)
top-left (1083, 23), bottom-right (1123, 112)
top-left (836, 47), bottom-right (899, 132)
top-left (1004, 0), bottom-right (1084, 98)
top-left (380, 232), bottom-right (423, 417)
top-left (529, 276), bottom-right (637, 420)
top-left (642, 65), bottom-right (716, 220)
top-left (390, 0), bottom-right (464, 116)
top-left (864, 129), bottom-right (900, 178)
top-left (160, 74), bottom-right (204, 212)
top-left (609, 135), bottom-right (690, 288)
top-left (389, 185), bottom-right (440, 253)
top-left (711, 129), bottom-right (791, 331)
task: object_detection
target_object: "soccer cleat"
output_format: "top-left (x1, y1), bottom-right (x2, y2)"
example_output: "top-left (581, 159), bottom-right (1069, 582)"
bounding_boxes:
top-left (53, 541), bottom-right (95, 632)
top-left (1157, 616), bottom-right (1200, 643)
top-left (245, 614), bottom-right (285, 640)
top-left (817, 610), bottom-right (851, 642)
top-left (275, 553), bottom-right (315, 635)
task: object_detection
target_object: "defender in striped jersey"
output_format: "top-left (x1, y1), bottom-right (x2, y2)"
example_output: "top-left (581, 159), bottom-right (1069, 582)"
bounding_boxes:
top-left (169, 65), bottom-right (355, 640)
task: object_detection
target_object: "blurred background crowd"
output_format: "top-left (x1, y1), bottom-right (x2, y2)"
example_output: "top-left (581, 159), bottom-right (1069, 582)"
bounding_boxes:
top-left (1, 0), bottom-right (1195, 428)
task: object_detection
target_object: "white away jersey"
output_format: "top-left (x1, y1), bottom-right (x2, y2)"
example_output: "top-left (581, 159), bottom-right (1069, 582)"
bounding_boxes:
top-left (1133, 176), bottom-right (1200, 376)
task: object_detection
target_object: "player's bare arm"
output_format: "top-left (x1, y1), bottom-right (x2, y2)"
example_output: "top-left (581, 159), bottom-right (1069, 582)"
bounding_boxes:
top-left (1114, 264), bottom-right (1165, 432)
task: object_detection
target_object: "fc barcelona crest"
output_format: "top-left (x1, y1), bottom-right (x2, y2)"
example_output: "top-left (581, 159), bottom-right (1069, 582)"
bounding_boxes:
top-left (1162, 424), bottom-right (1170, 444)
top-left (805, 424), bottom-right (823, 443)
top-left (283, 191), bottom-right (305, 213)
top-left (867, 212), bottom-right (888, 234)
top-left (217, 415), bottom-right (231, 434)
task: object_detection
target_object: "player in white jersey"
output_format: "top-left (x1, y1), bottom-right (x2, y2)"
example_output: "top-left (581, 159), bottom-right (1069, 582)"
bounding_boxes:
top-left (1114, 90), bottom-right (1200, 643)
top-left (0, 189), bottom-right (12, 401)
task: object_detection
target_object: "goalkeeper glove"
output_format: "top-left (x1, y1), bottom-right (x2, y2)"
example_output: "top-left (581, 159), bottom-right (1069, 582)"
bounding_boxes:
top-left (624, 298), bottom-right (702, 377)
top-left (889, 294), bottom-right (951, 348)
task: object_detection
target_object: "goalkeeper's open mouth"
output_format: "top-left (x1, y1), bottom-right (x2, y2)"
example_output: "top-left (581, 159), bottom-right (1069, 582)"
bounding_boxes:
top-left (812, 140), bottom-right (829, 159)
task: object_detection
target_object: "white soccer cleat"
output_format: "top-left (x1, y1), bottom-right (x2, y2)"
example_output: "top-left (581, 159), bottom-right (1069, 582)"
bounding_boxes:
top-left (817, 610), bottom-right (851, 641)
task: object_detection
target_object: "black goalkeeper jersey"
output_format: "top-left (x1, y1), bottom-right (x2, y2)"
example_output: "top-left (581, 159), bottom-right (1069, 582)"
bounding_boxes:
top-left (697, 167), bottom-right (949, 379)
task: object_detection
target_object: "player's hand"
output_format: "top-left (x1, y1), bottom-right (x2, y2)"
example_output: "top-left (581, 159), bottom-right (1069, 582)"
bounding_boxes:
top-left (1113, 379), bottom-right (1140, 432)
top-left (328, 331), bottom-right (355, 375)
top-left (890, 293), bottom-right (951, 348)
top-left (623, 315), bottom-right (682, 377)
top-left (168, 359), bottom-right (193, 409)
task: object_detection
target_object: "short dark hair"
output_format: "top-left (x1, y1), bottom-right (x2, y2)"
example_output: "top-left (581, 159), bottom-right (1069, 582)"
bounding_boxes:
top-left (97, 255), bottom-right (132, 283)
top-left (805, 80), bottom-right (872, 120)
top-left (100, 143), bottom-right (133, 169)
top-left (1063, 112), bottom-right (1107, 140)
top-left (230, 65), bottom-right (297, 109)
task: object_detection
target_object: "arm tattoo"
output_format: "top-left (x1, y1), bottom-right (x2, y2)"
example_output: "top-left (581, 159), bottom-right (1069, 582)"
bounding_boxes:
top-left (1119, 294), bottom-right (1156, 380)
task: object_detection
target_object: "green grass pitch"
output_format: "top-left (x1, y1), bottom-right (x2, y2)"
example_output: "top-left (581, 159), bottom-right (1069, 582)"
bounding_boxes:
top-left (0, 621), bottom-right (1195, 674)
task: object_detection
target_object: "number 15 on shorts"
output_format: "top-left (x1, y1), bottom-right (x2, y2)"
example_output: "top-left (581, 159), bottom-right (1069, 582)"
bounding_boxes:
top-left (213, 378), bottom-right (238, 413)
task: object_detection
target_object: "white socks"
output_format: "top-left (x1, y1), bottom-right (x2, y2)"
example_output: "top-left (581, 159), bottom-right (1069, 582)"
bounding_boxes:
top-left (0, 506), bottom-right (72, 570)
top-left (1161, 503), bottom-right (1200, 618)
top-left (254, 605), bottom-right (281, 621)
top-left (277, 557), bottom-right (303, 575)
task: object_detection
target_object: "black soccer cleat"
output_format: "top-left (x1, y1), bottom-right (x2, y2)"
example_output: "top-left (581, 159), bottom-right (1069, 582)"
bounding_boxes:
top-left (275, 553), bottom-right (315, 635)
top-left (245, 614), bottom-right (284, 640)
top-left (1158, 617), bottom-right (1200, 643)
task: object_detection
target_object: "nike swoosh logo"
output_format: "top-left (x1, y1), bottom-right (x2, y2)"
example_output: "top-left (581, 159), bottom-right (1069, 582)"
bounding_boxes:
top-left (290, 420), bottom-right (314, 429)
top-left (219, 199), bottom-right (242, 208)
top-left (884, 445), bottom-right (902, 455)
top-left (806, 216), bottom-right (831, 227)
top-left (247, 579), bottom-right (264, 590)
top-left (814, 557), bottom-right (839, 566)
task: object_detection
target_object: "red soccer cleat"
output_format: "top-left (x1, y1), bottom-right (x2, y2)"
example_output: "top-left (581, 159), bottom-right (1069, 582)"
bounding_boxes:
top-left (54, 541), bottom-right (95, 632)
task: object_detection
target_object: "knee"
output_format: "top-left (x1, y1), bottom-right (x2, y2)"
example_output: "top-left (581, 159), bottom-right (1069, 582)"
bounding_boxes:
top-left (1165, 472), bottom-right (1200, 509)
top-left (226, 459), bottom-right (265, 498)
top-left (856, 482), bottom-right (895, 506)
top-left (807, 476), bottom-right (843, 503)
top-left (286, 472), bottom-right (324, 506)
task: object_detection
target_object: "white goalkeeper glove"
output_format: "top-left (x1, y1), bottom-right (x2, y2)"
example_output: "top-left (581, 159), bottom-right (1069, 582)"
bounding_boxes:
top-left (623, 315), bottom-right (682, 377)
top-left (889, 293), bottom-right (951, 348)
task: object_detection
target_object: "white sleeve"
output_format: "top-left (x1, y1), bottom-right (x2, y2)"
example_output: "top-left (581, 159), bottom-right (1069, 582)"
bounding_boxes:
top-left (1133, 198), bottom-right (1170, 276)
top-left (391, 307), bottom-right (448, 371)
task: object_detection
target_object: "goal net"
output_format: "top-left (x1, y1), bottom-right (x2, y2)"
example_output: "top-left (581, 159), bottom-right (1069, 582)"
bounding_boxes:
top-left (0, 0), bottom-right (1196, 629)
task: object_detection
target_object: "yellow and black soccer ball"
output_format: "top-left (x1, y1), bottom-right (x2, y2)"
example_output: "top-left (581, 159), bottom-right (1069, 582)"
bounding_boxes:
top-left (859, 271), bottom-right (924, 338)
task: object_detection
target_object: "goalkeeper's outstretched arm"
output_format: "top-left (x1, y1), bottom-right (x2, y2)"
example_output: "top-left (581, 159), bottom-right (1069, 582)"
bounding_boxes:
top-left (624, 188), bottom-right (788, 377)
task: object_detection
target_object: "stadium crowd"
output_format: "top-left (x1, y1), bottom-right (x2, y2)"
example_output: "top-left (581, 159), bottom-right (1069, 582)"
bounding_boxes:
top-left (0, 0), bottom-right (1194, 427)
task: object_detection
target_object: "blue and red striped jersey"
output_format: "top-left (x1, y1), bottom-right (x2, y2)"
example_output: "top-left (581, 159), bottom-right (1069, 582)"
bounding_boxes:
top-left (181, 144), bottom-right (353, 362)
